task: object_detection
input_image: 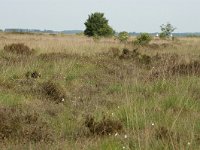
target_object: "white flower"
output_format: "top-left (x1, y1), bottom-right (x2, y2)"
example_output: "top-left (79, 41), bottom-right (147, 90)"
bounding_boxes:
top-left (111, 113), bottom-right (114, 116)
top-left (122, 146), bottom-right (126, 149)
top-left (151, 123), bottom-right (155, 126)
top-left (61, 98), bottom-right (65, 102)
top-left (114, 133), bottom-right (118, 136)
top-left (124, 135), bottom-right (128, 139)
top-left (117, 106), bottom-right (120, 109)
top-left (187, 142), bottom-right (191, 145)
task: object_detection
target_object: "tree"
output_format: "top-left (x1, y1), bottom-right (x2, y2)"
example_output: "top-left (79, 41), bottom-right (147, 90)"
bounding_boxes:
top-left (159, 23), bottom-right (176, 39)
top-left (118, 31), bottom-right (129, 43)
top-left (84, 12), bottom-right (115, 37)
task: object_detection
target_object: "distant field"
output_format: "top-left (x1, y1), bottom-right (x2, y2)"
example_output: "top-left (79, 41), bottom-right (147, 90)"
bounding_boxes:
top-left (0, 32), bottom-right (200, 149)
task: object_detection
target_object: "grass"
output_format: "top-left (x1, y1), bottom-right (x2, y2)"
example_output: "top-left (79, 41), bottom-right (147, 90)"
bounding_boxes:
top-left (0, 32), bottom-right (200, 149)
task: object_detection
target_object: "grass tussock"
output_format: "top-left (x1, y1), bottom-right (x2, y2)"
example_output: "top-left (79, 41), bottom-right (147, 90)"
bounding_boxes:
top-left (147, 54), bottom-right (200, 81)
top-left (155, 126), bottom-right (180, 143)
top-left (0, 105), bottom-right (54, 143)
top-left (25, 71), bottom-right (41, 79)
top-left (3, 43), bottom-right (35, 55)
top-left (38, 52), bottom-right (76, 61)
top-left (85, 116), bottom-right (123, 135)
top-left (169, 60), bottom-right (200, 76)
top-left (41, 81), bottom-right (66, 103)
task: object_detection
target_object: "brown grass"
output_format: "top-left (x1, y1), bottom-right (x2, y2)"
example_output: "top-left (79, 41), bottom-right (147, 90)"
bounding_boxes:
top-left (41, 81), bottom-right (66, 103)
top-left (25, 71), bottom-right (41, 79)
top-left (85, 116), bottom-right (123, 135)
top-left (155, 126), bottom-right (180, 143)
top-left (0, 105), bottom-right (54, 143)
top-left (3, 43), bottom-right (35, 55)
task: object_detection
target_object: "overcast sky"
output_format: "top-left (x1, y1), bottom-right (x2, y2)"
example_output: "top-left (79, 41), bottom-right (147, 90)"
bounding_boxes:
top-left (0, 0), bottom-right (199, 32)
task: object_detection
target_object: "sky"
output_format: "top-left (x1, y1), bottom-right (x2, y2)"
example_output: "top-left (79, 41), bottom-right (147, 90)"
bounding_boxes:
top-left (0, 0), bottom-right (199, 32)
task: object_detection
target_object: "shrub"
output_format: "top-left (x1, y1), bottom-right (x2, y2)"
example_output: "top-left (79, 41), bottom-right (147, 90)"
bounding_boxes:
top-left (85, 116), bottom-right (123, 135)
top-left (138, 54), bottom-right (151, 65)
top-left (3, 43), bottom-right (34, 55)
top-left (41, 81), bottom-right (66, 103)
top-left (134, 33), bottom-right (152, 45)
top-left (155, 126), bottom-right (180, 142)
top-left (118, 31), bottom-right (129, 43)
top-left (119, 48), bottom-right (140, 60)
top-left (25, 71), bottom-right (41, 79)
top-left (84, 12), bottom-right (115, 37)
top-left (0, 105), bottom-right (54, 142)
top-left (169, 61), bottom-right (200, 76)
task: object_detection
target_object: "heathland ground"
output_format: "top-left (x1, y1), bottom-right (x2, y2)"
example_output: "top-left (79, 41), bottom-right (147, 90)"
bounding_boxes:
top-left (0, 32), bottom-right (200, 149)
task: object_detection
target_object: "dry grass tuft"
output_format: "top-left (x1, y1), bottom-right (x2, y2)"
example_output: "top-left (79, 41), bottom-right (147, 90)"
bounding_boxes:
top-left (169, 61), bottom-right (200, 76)
top-left (25, 71), bottom-right (41, 79)
top-left (85, 116), bottom-right (123, 135)
top-left (119, 48), bottom-right (151, 65)
top-left (41, 81), bottom-right (66, 103)
top-left (0, 105), bottom-right (54, 143)
top-left (155, 126), bottom-right (180, 143)
top-left (38, 52), bottom-right (71, 61)
top-left (3, 43), bottom-right (35, 55)
top-left (146, 53), bottom-right (200, 81)
top-left (109, 47), bottom-right (121, 57)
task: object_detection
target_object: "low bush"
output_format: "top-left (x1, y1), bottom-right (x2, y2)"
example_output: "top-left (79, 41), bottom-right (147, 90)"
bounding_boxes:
top-left (41, 81), bottom-right (66, 103)
top-left (85, 116), bottom-right (123, 135)
top-left (25, 71), bottom-right (41, 79)
top-left (3, 43), bottom-right (35, 55)
top-left (118, 31), bottom-right (129, 43)
top-left (0, 105), bottom-right (54, 143)
top-left (134, 33), bottom-right (152, 45)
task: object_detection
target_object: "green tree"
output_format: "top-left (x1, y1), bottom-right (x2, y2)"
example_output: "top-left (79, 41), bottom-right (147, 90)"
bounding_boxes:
top-left (134, 33), bottom-right (152, 45)
top-left (84, 12), bottom-right (115, 37)
top-left (159, 23), bottom-right (176, 39)
top-left (118, 31), bottom-right (129, 43)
